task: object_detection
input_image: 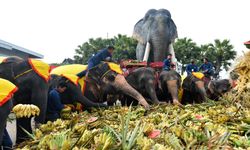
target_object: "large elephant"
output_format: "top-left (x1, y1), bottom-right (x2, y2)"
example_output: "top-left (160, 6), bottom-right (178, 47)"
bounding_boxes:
top-left (0, 58), bottom-right (49, 144)
top-left (50, 62), bottom-right (150, 109)
top-left (181, 75), bottom-right (233, 104)
top-left (132, 9), bottom-right (178, 63)
top-left (158, 70), bottom-right (182, 105)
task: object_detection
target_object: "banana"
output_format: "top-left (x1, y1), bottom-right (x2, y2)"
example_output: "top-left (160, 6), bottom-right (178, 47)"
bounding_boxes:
top-left (12, 104), bottom-right (40, 118)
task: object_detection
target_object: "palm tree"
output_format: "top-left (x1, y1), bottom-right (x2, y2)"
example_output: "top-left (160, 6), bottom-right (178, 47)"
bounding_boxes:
top-left (174, 37), bottom-right (202, 75)
top-left (201, 39), bottom-right (237, 78)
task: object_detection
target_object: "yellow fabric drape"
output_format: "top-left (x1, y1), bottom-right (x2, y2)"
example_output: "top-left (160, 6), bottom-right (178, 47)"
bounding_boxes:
top-left (192, 72), bottom-right (204, 80)
top-left (28, 59), bottom-right (50, 82)
top-left (50, 64), bottom-right (87, 94)
top-left (107, 62), bottom-right (123, 74)
top-left (0, 78), bottom-right (18, 106)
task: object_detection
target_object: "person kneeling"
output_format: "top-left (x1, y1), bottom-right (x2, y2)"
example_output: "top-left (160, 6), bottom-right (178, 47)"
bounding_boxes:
top-left (46, 82), bottom-right (68, 122)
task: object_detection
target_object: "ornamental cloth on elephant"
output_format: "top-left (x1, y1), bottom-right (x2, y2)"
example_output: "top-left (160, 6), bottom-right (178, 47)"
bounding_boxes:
top-left (0, 78), bottom-right (18, 106)
top-left (50, 64), bottom-right (88, 94)
top-left (28, 59), bottom-right (50, 82)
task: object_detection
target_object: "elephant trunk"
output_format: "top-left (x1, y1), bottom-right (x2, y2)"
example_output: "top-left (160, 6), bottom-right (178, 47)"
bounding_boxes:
top-left (113, 74), bottom-right (150, 109)
top-left (167, 80), bottom-right (181, 106)
top-left (151, 33), bottom-right (170, 62)
top-left (145, 79), bottom-right (161, 104)
top-left (32, 86), bottom-right (49, 124)
top-left (195, 81), bottom-right (207, 102)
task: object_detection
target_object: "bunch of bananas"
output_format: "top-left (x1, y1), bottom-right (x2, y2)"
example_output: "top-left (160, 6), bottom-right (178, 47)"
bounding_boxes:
top-left (94, 132), bottom-right (113, 150)
top-left (73, 122), bottom-right (87, 134)
top-left (12, 104), bottom-right (40, 118)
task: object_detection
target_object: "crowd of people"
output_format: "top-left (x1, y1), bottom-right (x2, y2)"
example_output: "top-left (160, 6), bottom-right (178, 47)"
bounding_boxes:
top-left (163, 54), bottom-right (215, 78)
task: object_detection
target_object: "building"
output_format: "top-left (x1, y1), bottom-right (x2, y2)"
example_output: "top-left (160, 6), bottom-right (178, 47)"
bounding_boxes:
top-left (0, 39), bottom-right (43, 59)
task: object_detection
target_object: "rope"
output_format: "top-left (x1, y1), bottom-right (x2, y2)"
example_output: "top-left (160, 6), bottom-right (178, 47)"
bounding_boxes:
top-left (14, 69), bottom-right (33, 80)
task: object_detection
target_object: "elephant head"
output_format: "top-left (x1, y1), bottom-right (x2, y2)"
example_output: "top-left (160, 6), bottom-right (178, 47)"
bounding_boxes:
top-left (159, 70), bottom-right (182, 106)
top-left (181, 75), bottom-right (207, 104)
top-left (87, 62), bottom-right (150, 109)
top-left (207, 79), bottom-right (233, 99)
top-left (132, 9), bottom-right (178, 63)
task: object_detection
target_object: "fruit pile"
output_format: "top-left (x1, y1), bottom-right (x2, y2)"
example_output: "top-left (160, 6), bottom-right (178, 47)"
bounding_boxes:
top-left (16, 101), bottom-right (250, 149)
top-left (224, 51), bottom-right (250, 107)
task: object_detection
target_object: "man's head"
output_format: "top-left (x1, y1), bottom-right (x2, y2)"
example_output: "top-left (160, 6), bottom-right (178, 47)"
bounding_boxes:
top-left (203, 58), bottom-right (208, 63)
top-left (167, 54), bottom-right (172, 59)
top-left (107, 46), bottom-right (115, 54)
top-left (57, 81), bottom-right (67, 93)
top-left (191, 59), bottom-right (195, 64)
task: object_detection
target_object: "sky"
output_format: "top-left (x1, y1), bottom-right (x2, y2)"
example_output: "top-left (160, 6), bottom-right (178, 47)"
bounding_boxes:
top-left (0, 0), bottom-right (249, 65)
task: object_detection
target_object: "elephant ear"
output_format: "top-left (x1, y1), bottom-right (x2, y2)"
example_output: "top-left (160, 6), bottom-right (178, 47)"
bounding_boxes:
top-left (132, 9), bottom-right (157, 44)
top-left (132, 19), bottom-right (145, 44)
top-left (0, 62), bottom-right (14, 81)
top-left (166, 17), bottom-right (178, 42)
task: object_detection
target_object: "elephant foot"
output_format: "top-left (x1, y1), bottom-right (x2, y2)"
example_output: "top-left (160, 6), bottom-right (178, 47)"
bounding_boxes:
top-left (173, 99), bottom-right (184, 108)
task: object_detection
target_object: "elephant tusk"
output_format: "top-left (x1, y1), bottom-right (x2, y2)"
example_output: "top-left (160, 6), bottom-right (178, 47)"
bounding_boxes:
top-left (143, 42), bottom-right (151, 62)
top-left (169, 43), bottom-right (176, 63)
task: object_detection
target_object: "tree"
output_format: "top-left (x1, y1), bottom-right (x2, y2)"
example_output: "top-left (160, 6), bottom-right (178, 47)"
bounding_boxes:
top-left (74, 38), bottom-right (113, 64)
top-left (74, 34), bottom-right (137, 64)
top-left (174, 37), bottom-right (202, 75)
top-left (200, 39), bottom-right (237, 77)
top-left (113, 34), bottom-right (137, 61)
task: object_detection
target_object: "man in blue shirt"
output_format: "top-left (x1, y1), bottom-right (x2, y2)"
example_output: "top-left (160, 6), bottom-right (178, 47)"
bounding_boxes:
top-left (46, 82), bottom-right (67, 122)
top-left (186, 59), bottom-right (198, 75)
top-left (163, 54), bottom-right (172, 71)
top-left (77, 46), bottom-right (115, 78)
top-left (199, 58), bottom-right (214, 78)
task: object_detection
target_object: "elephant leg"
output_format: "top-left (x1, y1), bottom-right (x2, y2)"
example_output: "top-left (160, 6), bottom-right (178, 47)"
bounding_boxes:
top-left (167, 80), bottom-right (182, 106)
top-left (145, 79), bottom-right (161, 104)
top-left (136, 43), bottom-right (146, 61)
top-left (181, 89), bottom-right (195, 104)
top-left (16, 118), bottom-right (32, 144)
top-left (195, 81), bottom-right (207, 102)
top-left (0, 100), bottom-right (12, 146)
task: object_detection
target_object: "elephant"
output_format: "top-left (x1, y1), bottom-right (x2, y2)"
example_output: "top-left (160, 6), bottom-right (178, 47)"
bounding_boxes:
top-left (0, 58), bottom-right (49, 144)
top-left (50, 62), bottom-right (150, 109)
top-left (181, 75), bottom-right (233, 104)
top-left (158, 70), bottom-right (182, 106)
top-left (132, 9), bottom-right (178, 63)
top-left (115, 67), bottom-right (161, 106)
